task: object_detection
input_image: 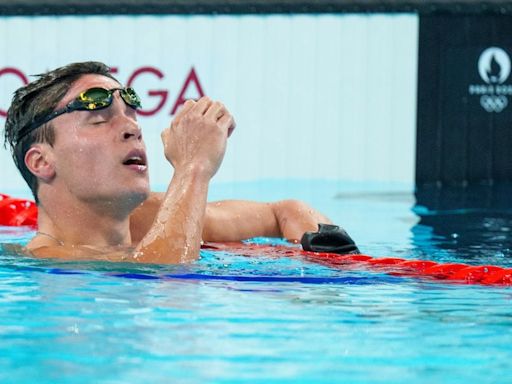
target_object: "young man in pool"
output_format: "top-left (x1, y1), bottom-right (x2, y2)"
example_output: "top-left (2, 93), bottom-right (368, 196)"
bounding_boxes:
top-left (3, 61), bottom-right (330, 263)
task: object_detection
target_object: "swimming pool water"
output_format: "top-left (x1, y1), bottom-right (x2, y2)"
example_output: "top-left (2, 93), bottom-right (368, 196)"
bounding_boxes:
top-left (1, 181), bottom-right (511, 383)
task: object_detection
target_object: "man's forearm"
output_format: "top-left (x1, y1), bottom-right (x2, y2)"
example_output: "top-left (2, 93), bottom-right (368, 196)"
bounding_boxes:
top-left (134, 170), bottom-right (209, 263)
top-left (132, 95), bottom-right (233, 263)
top-left (201, 199), bottom-right (330, 242)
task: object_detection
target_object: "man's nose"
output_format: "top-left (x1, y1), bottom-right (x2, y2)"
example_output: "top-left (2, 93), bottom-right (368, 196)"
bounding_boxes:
top-left (122, 122), bottom-right (142, 141)
top-left (111, 93), bottom-right (142, 141)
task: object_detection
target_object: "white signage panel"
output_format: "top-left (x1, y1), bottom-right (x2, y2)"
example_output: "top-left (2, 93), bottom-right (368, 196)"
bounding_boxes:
top-left (0, 14), bottom-right (418, 196)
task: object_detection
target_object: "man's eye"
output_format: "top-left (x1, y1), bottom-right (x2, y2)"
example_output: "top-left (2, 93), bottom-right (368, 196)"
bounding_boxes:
top-left (91, 120), bottom-right (107, 125)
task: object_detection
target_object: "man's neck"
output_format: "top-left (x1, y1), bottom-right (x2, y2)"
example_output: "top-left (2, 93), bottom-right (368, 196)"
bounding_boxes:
top-left (35, 190), bottom-right (139, 248)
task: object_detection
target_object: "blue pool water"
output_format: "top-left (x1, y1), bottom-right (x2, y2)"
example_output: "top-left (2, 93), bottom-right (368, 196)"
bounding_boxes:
top-left (1, 180), bottom-right (511, 383)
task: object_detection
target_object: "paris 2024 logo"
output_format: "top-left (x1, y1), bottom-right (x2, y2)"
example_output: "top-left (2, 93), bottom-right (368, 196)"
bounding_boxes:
top-left (469, 47), bottom-right (512, 113)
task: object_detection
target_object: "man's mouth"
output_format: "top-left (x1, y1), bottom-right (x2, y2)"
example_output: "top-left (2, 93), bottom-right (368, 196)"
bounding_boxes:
top-left (123, 150), bottom-right (148, 172)
top-left (123, 156), bottom-right (146, 166)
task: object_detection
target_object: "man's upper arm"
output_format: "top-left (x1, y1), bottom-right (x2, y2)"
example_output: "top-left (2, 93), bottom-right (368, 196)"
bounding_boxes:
top-left (129, 193), bottom-right (281, 243)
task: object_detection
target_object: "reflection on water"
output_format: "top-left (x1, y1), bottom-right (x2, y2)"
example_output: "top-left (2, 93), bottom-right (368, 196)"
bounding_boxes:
top-left (413, 184), bottom-right (512, 266)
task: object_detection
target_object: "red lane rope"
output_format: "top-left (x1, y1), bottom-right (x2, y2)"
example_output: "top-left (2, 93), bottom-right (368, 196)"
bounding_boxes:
top-left (1, 194), bottom-right (511, 286)
top-left (203, 242), bottom-right (512, 286)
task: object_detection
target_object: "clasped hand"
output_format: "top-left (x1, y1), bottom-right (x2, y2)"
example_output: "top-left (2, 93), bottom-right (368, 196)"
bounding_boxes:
top-left (161, 96), bottom-right (236, 179)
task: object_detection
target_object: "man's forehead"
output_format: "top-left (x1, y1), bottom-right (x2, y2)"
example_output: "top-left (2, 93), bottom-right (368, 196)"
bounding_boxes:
top-left (58, 74), bottom-right (121, 107)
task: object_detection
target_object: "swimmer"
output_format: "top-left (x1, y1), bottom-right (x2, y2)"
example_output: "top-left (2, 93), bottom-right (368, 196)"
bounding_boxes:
top-left (3, 61), bottom-right (330, 263)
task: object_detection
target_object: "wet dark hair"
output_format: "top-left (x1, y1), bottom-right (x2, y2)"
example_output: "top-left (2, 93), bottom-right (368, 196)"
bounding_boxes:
top-left (3, 61), bottom-right (119, 203)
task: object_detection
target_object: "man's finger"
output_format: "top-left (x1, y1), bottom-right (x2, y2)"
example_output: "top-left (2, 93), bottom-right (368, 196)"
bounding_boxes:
top-left (204, 101), bottom-right (226, 121)
top-left (175, 99), bottom-right (196, 117)
top-left (193, 96), bottom-right (212, 115)
top-left (172, 99), bottom-right (196, 127)
top-left (218, 113), bottom-right (236, 137)
top-left (228, 118), bottom-right (236, 137)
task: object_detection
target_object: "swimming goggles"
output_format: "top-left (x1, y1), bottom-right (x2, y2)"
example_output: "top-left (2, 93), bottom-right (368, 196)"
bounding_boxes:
top-left (17, 87), bottom-right (142, 143)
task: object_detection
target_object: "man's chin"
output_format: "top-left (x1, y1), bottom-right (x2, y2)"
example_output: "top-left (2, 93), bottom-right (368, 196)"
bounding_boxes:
top-left (76, 182), bottom-right (150, 211)
top-left (125, 187), bottom-right (151, 206)
top-left (105, 182), bottom-right (150, 209)
top-left (125, 177), bottom-right (150, 199)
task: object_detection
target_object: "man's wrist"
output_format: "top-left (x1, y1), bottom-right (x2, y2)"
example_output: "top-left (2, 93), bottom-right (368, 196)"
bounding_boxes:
top-left (173, 163), bottom-right (213, 184)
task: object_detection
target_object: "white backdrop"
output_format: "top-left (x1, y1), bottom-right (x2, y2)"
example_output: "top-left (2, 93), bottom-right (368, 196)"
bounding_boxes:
top-left (0, 14), bottom-right (418, 195)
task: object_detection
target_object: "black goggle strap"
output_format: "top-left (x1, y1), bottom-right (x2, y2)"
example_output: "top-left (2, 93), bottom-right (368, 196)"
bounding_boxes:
top-left (16, 107), bottom-right (71, 143)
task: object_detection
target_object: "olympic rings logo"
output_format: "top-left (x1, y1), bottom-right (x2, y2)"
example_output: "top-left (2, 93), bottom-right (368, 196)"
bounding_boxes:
top-left (480, 95), bottom-right (508, 113)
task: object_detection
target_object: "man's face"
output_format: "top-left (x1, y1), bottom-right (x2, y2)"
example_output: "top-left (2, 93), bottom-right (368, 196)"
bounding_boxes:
top-left (49, 74), bottom-right (150, 208)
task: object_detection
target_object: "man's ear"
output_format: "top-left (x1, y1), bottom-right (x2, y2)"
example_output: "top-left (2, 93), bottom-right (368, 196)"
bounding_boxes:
top-left (24, 144), bottom-right (56, 182)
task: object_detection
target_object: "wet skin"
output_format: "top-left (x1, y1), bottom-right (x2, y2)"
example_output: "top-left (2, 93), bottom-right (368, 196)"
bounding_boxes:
top-left (25, 74), bottom-right (330, 263)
